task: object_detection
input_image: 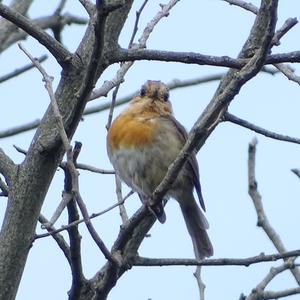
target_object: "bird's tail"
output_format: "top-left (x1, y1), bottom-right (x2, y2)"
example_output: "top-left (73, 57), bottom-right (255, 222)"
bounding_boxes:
top-left (180, 200), bottom-right (213, 259)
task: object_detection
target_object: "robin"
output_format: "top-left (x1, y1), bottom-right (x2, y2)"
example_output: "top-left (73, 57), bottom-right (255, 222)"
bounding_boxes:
top-left (107, 80), bottom-right (213, 259)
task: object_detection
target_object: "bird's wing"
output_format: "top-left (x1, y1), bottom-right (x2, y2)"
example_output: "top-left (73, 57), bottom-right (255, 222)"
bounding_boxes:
top-left (166, 115), bottom-right (206, 211)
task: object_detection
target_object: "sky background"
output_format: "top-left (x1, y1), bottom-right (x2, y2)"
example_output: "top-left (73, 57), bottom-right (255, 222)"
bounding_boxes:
top-left (1, 0), bottom-right (300, 299)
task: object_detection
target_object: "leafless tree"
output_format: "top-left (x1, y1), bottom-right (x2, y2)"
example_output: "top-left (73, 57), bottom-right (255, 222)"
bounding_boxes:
top-left (0, 0), bottom-right (300, 299)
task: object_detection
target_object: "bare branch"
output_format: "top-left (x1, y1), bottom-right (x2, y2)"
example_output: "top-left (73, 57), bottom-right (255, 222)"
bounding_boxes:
top-left (0, 55), bottom-right (47, 83)
top-left (75, 163), bottom-right (114, 174)
top-left (0, 0), bottom-right (33, 51)
top-left (34, 190), bottom-right (133, 240)
top-left (13, 144), bottom-right (114, 176)
top-left (38, 214), bottom-right (71, 264)
top-left (291, 168), bottom-right (300, 178)
top-left (224, 0), bottom-right (300, 87)
top-left (245, 261), bottom-right (299, 300)
top-left (0, 120), bottom-right (40, 139)
top-left (111, 48), bottom-right (243, 68)
top-left (248, 139), bottom-right (300, 285)
top-left (262, 287), bottom-right (300, 299)
top-left (132, 250), bottom-right (300, 267)
top-left (225, 113), bottom-right (300, 144)
top-left (90, 0), bottom-right (180, 108)
top-left (274, 63), bottom-right (300, 85)
top-left (106, 84), bottom-right (121, 130)
top-left (223, 0), bottom-right (258, 14)
top-left (18, 43), bottom-right (71, 152)
top-left (54, 0), bottom-right (68, 15)
top-left (74, 191), bottom-right (118, 264)
top-left (0, 3), bottom-right (72, 67)
top-left (18, 41), bottom-right (116, 264)
top-left (112, 48), bottom-right (300, 68)
top-left (3, 13), bottom-right (87, 50)
top-left (271, 17), bottom-right (298, 46)
top-left (48, 191), bottom-right (73, 226)
top-left (115, 175), bottom-right (129, 224)
top-left (194, 267), bottom-right (205, 300)
top-left (128, 0), bottom-right (149, 47)
top-left (63, 152), bottom-right (85, 295)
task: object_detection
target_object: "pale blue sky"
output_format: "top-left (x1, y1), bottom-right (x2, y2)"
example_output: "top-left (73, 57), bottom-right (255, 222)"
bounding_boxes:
top-left (1, 0), bottom-right (300, 299)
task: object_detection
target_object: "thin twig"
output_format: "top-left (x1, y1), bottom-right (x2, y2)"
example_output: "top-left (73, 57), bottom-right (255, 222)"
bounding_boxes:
top-left (224, 0), bottom-right (300, 85)
top-left (271, 17), bottom-right (298, 46)
top-left (54, 0), bottom-right (68, 15)
top-left (18, 43), bottom-right (70, 152)
top-left (34, 191), bottom-right (133, 240)
top-left (106, 84), bottom-right (121, 130)
top-left (115, 175), bottom-right (129, 224)
top-left (257, 262), bottom-right (294, 290)
top-left (90, 0), bottom-right (180, 103)
top-left (128, 0), bottom-right (149, 47)
top-left (0, 120), bottom-right (40, 138)
top-left (38, 214), bottom-right (71, 264)
top-left (0, 54), bottom-right (48, 83)
top-left (291, 168), bottom-right (300, 178)
top-left (194, 267), bottom-right (205, 300)
top-left (274, 63), bottom-right (300, 85)
top-left (225, 113), bottom-right (300, 144)
top-left (74, 190), bottom-right (118, 264)
top-left (248, 139), bottom-right (300, 285)
top-left (223, 0), bottom-right (258, 14)
top-left (75, 163), bottom-right (115, 174)
top-left (262, 287), bottom-right (300, 299)
top-left (245, 261), bottom-right (297, 300)
top-left (0, 4), bottom-right (72, 67)
top-left (64, 145), bottom-right (85, 290)
top-left (18, 43), bottom-right (115, 263)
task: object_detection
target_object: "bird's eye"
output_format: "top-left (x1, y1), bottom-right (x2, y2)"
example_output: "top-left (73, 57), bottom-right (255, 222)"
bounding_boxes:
top-left (140, 85), bottom-right (146, 97)
top-left (163, 91), bottom-right (169, 101)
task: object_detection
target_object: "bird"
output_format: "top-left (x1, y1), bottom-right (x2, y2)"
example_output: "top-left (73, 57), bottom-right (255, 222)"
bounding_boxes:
top-left (106, 80), bottom-right (213, 259)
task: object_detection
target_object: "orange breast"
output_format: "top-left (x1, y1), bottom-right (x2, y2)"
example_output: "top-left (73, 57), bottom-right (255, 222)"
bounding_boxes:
top-left (108, 114), bottom-right (158, 150)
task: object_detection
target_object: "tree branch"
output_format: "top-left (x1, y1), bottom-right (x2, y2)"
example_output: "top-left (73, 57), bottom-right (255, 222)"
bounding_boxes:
top-left (225, 0), bottom-right (300, 86)
top-left (262, 287), bottom-right (300, 299)
top-left (0, 3), bottom-right (73, 67)
top-left (37, 214), bottom-right (71, 265)
top-left (225, 113), bottom-right (300, 145)
top-left (34, 190), bottom-right (133, 240)
top-left (0, 0), bottom-right (33, 52)
top-left (0, 120), bottom-right (40, 138)
top-left (0, 54), bottom-right (47, 83)
top-left (248, 138), bottom-right (300, 285)
top-left (223, 0), bottom-right (258, 14)
top-left (271, 17), bottom-right (298, 46)
top-left (245, 261), bottom-right (295, 300)
top-left (132, 250), bottom-right (300, 267)
top-left (2, 13), bottom-right (87, 51)
top-left (111, 48), bottom-right (244, 68)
